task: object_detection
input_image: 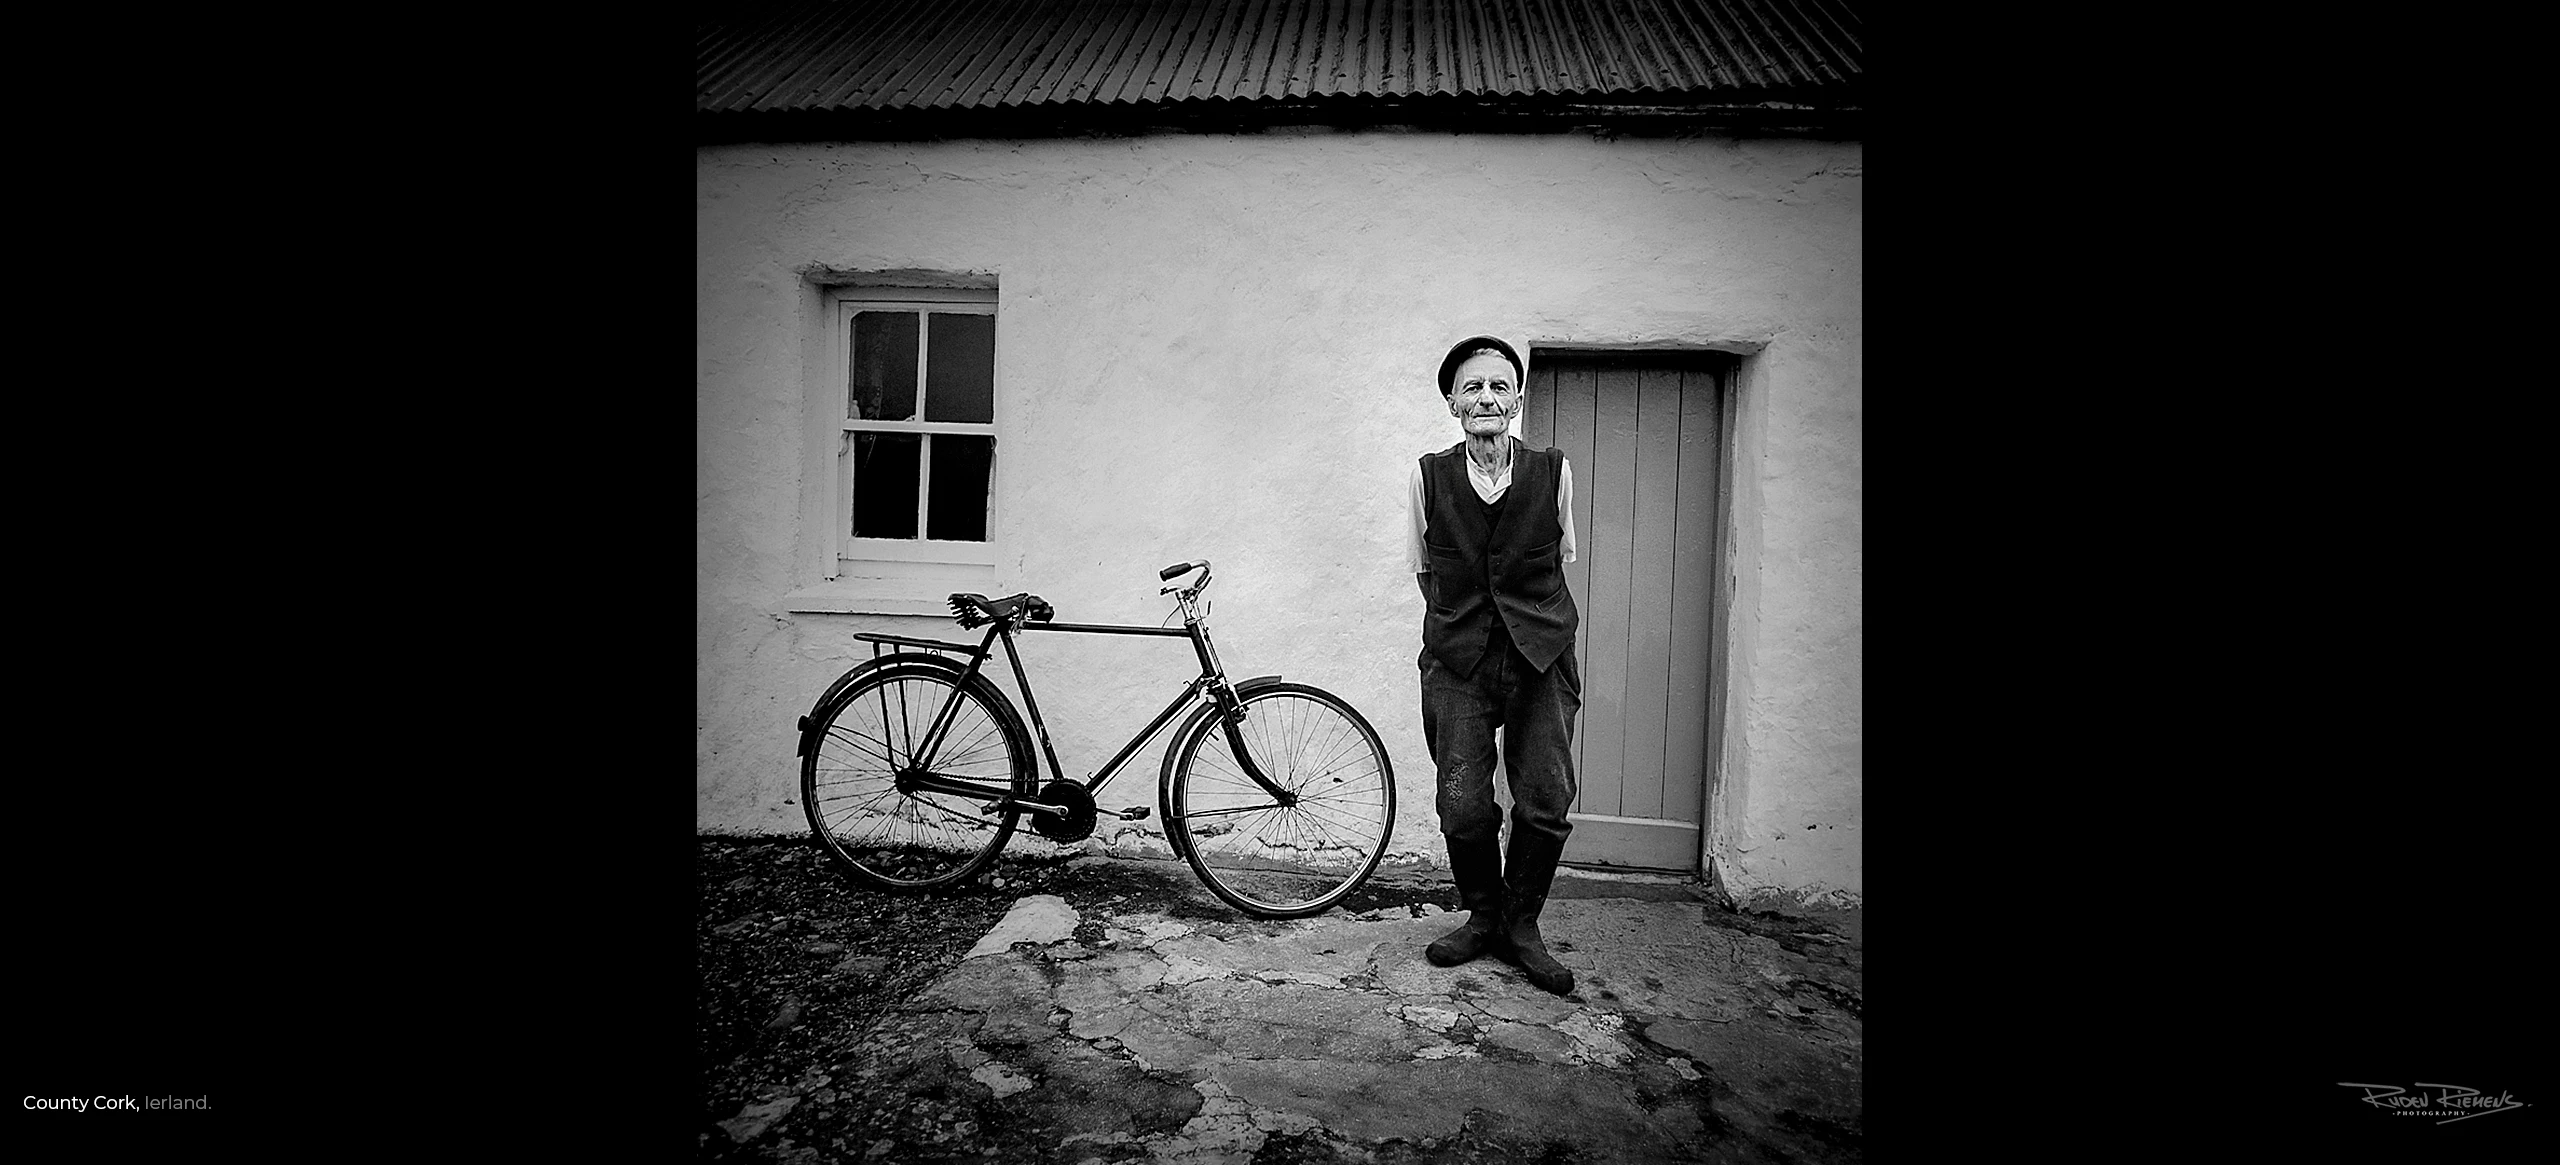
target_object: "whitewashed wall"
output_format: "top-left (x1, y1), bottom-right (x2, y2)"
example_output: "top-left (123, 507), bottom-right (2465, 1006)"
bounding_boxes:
top-left (697, 129), bottom-right (1861, 908)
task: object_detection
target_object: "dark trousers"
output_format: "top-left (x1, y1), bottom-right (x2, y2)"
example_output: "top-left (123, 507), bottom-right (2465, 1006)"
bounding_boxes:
top-left (1421, 623), bottom-right (1580, 851)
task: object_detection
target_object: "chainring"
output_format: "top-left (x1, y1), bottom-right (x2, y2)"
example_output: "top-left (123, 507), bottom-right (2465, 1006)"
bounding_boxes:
top-left (1029, 780), bottom-right (1098, 842)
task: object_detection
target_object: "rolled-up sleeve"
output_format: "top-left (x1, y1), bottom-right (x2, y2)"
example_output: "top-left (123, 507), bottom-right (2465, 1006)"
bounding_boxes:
top-left (1408, 460), bottom-right (1430, 574)
top-left (1559, 459), bottom-right (1577, 564)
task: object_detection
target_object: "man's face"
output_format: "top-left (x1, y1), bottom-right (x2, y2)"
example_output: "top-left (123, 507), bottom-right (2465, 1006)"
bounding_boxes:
top-left (1447, 351), bottom-right (1521, 439)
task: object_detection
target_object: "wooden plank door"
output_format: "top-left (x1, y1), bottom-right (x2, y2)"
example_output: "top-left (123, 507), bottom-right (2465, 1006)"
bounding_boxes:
top-left (1521, 351), bottom-right (1725, 871)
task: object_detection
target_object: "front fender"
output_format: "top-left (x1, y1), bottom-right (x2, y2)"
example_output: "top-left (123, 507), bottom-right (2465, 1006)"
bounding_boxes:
top-left (794, 652), bottom-right (969, 757)
top-left (1154, 675), bottom-right (1283, 858)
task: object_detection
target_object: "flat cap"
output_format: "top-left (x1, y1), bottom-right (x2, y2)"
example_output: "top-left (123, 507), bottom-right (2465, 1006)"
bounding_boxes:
top-left (1437, 335), bottom-right (1523, 396)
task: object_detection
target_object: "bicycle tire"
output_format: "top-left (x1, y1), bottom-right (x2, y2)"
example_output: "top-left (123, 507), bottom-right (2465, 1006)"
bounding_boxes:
top-left (1165, 683), bottom-right (1395, 918)
top-left (801, 660), bottom-right (1036, 891)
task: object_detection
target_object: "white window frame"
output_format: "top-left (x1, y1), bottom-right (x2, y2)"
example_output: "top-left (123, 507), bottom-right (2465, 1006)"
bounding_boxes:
top-left (827, 288), bottom-right (999, 573)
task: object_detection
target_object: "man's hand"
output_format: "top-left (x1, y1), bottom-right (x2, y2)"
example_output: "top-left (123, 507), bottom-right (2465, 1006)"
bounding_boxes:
top-left (1416, 571), bottom-right (1435, 607)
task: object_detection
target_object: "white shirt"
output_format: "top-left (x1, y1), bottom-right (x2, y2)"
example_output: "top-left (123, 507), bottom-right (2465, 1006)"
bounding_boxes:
top-left (1406, 442), bottom-right (1579, 574)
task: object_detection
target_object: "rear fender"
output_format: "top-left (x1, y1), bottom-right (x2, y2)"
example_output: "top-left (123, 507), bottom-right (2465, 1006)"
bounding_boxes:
top-left (795, 652), bottom-right (969, 757)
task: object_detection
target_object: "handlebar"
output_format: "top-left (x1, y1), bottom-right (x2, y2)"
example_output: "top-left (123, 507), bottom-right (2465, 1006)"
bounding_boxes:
top-left (1160, 558), bottom-right (1212, 598)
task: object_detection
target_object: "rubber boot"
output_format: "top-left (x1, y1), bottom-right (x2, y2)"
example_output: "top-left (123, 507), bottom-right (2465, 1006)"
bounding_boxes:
top-left (1425, 834), bottom-right (1507, 966)
top-left (1501, 831), bottom-right (1575, 995)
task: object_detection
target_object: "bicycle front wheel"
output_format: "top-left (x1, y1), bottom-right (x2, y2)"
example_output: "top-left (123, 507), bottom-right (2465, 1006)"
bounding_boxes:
top-left (1167, 683), bottom-right (1394, 918)
top-left (802, 662), bottom-right (1035, 891)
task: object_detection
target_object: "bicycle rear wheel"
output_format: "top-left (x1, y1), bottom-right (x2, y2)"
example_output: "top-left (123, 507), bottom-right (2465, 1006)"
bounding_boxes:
top-left (1167, 683), bottom-right (1394, 918)
top-left (802, 662), bottom-right (1034, 890)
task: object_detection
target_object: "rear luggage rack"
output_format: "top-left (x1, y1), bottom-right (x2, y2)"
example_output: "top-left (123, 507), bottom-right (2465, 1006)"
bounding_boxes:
top-left (853, 631), bottom-right (982, 657)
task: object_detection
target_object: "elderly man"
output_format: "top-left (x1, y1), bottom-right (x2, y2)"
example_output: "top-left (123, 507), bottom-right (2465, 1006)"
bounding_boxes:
top-left (1407, 334), bottom-right (1581, 996)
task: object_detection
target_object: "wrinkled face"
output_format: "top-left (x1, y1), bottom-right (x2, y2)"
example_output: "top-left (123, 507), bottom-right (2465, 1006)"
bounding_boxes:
top-left (1446, 351), bottom-right (1521, 439)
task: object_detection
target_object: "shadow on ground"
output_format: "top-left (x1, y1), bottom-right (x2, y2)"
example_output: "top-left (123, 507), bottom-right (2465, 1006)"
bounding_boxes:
top-left (700, 837), bottom-right (1860, 1163)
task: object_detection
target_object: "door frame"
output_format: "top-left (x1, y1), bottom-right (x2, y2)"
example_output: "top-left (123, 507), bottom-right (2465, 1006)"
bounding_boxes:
top-left (1696, 353), bottom-right (1742, 878)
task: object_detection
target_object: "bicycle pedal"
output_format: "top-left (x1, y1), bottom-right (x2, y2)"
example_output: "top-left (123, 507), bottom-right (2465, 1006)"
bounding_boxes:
top-left (1117, 807), bottom-right (1151, 821)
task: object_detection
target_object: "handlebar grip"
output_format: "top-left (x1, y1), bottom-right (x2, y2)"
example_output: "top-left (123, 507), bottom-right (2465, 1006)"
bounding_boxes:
top-left (1160, 560), bottom-right (1204, 581)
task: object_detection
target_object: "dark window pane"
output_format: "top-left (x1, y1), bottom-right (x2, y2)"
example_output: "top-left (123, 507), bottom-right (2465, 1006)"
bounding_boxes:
top-left (851, 432), bottom-right (919, 538)
top-left (926, 435), bottom-right (992, 542)
top-left (852, 312), bottom-right (918, 420)
top-left (924, 313), bottom-right (995, 423)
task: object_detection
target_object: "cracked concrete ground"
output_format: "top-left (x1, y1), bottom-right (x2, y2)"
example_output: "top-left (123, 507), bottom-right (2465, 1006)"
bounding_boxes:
top-left (720, 860), bottom-right (1860, 1163)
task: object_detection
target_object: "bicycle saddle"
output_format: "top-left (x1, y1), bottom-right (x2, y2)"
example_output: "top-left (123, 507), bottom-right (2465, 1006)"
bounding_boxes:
top-left (948, 592), bottom-right (1054, 628)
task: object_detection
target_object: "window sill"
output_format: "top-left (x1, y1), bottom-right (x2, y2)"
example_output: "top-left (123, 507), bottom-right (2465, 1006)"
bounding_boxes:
top-left (847, 538), bottom-right (996, 565)
top-left (784, 561), bottom-right (997, 616)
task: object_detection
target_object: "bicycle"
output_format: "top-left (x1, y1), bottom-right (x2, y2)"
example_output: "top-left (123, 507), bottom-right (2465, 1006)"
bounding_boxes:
top-left (794, 559), bottom-right (1395, 918)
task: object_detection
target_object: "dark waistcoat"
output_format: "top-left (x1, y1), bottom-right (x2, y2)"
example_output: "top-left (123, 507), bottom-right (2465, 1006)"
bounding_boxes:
top-left (1420, 439), bottom-right (1579, 675)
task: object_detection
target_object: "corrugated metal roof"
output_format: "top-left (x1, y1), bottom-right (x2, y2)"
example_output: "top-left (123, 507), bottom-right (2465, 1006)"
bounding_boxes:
top-left (699, 0), bottom-right (1861, 115)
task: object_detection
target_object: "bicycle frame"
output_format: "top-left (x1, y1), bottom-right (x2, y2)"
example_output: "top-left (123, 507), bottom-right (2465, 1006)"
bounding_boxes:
top-left (869, 589), bottom-right (1293, 820)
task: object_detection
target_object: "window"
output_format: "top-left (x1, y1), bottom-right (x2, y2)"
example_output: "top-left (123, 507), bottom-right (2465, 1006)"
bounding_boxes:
top-left (828, 288), bottom-right (997, 570)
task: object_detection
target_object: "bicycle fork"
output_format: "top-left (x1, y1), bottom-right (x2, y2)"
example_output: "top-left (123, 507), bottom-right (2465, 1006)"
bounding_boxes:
top-left (1194, 632), bottom-right (1297, 807)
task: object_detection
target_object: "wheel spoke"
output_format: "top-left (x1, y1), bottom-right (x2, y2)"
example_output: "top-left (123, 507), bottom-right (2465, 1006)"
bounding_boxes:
top-left (822, 724), bottom-right (900, 769)
top-left (1175, 688), bottom-right (1392, 916)
top-left (801, 667), bottom-right (1028, 891)
top-left (1286, 798), bottom-right (1385, 840)
top-left (905, 794), bottom-right (998, 830)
